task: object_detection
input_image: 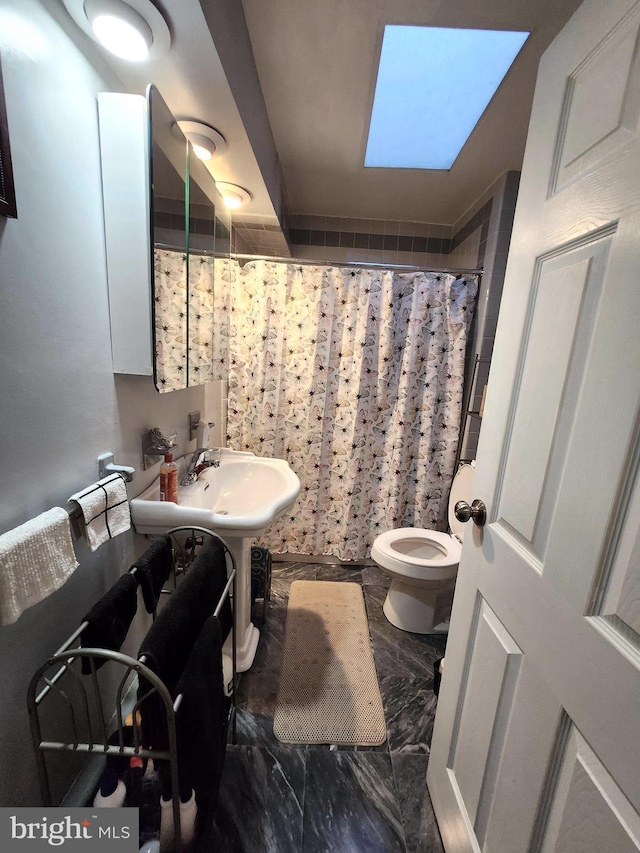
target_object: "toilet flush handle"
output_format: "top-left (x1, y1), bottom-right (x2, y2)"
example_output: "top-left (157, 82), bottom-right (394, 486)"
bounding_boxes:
top-left (454, 499), bottom-right (487, 527)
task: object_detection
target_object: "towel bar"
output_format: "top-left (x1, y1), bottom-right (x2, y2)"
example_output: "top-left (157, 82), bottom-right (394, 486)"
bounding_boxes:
top-left (97, 452), bottom-right (135, 483)
top-left (28, 527), bottom-right (238, 853)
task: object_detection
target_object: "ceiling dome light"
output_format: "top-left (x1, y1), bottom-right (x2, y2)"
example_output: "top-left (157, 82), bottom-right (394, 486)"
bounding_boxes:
top-left (215, 182), bottom-right (252, 210)
top-left (174, 121), bottom-right (227, 161)
top-left (84, 0), bottom-right (151, 60)
top-left (62, 0), bottom-right (171, 61)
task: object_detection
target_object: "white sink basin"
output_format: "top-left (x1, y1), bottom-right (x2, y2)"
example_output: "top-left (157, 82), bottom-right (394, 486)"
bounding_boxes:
top-left (131, 448), bottom-right (300, 673)
top-left (130, 448), bottom-right (301, 537)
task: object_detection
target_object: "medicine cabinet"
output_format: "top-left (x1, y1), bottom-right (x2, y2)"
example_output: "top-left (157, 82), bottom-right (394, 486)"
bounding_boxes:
top-left (98, 86), bottom-right (230, 392)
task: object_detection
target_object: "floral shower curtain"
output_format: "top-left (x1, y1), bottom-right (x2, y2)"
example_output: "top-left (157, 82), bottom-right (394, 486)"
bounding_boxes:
top-left (154, 249), bottom-right (230, 390)
top-left (226, 260), bottom-right (477, 561)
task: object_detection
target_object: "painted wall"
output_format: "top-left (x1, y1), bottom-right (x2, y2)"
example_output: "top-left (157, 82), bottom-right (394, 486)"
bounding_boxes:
top-left (0, 0), bottom-right (224, 806)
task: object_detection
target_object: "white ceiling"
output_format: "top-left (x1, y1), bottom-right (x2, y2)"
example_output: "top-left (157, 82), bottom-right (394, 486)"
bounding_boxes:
top-left (68, 0), bottom-right (279, 219)
top-left (240, 0), bottom-right (584, 224)
top-left (67, 0), bottom-right (584, 228)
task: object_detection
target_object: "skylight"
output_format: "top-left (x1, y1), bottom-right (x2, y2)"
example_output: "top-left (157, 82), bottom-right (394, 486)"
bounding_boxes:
top-left (364, 26), bottom-right (529, 170)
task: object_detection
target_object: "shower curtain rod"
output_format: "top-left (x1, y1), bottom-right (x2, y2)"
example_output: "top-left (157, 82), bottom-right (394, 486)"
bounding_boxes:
top-left (232, 253), bottom-right (483, 276)
top-left (155, 242), bottom-right (218, 256)
top-left (154, 244), bottom-right (482, 276)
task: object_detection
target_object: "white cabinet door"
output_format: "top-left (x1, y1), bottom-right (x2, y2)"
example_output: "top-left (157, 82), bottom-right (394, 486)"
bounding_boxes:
top-left (427, 0), bottom-right (640, 850)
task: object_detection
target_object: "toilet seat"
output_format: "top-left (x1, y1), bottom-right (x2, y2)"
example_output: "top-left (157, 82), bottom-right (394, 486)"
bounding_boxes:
top-left (370, 463), bottom-right (475, 633)
top-left (371, 527), bottom-right (461, 581)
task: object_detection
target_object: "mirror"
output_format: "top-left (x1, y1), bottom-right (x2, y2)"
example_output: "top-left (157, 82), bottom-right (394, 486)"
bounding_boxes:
top-left (148, 85), bottom-right (229, 393)
top-left (149, 85), bottom-right (188, 392)
top-left (187, 151), bottom-right (219, 386)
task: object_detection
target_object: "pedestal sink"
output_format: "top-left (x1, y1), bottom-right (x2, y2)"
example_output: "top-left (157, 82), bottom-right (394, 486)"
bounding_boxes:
top-left (130, 449), bottom-right (300, 671)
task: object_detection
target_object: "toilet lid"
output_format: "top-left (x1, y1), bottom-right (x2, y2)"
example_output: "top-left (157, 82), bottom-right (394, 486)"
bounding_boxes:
top-left (448, 463), bottom-right (476, 541)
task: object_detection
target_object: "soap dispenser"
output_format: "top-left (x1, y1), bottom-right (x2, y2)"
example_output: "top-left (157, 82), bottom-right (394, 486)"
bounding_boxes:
top-left (159, 453), bottom-right (178, 503)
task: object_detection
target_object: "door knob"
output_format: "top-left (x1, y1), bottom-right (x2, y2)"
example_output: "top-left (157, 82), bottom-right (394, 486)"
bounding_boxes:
top-left (454, 499), bottom-right (487, 527)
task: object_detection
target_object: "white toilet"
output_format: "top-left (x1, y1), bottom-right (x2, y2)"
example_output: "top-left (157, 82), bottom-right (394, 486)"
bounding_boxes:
top-left (370, 463), bottom-right (475, 634)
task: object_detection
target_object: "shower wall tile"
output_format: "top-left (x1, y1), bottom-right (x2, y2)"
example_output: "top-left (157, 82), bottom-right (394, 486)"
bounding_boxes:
top-left (286, 215), bottom-right (461, 267)
top-left (339, 230), bottom-right (356, 248)
top-left (287, 210), bottom-right (495, 270)
top-left (448, 227), bottom-right (481, 269)
top-left (457, 171), bottom-right (520, 463)
top-left (367, 219), bottom-right (393, 235)
top-left (324, 215), bottom-right (345, 231)
top-left (409, 222), bottom-right (431, 237)
top-left (380, 250), bottom-right (399, 265)
top-left (231, 216), bottom-right (290, 256)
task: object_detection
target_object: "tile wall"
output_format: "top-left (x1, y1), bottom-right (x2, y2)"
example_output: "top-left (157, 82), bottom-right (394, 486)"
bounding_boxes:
top-left (231, 214), bottom-right (290, 256)
top-left (457, 171), bottom-right (520, 461)
top-left (284, 210), bottom-right (491, 271)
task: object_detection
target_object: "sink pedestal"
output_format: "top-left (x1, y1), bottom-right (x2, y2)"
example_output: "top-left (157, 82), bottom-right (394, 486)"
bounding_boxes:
top-left (224, 536), bottom-right (260, 672)
top-left (129, 449), bottom-right (301, 674)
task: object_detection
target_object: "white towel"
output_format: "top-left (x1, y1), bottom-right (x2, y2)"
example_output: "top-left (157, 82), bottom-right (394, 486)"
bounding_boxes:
top-left (68, 473), bottom-right (131, 552)
top-left (0, 507), bottom-right (79, 626)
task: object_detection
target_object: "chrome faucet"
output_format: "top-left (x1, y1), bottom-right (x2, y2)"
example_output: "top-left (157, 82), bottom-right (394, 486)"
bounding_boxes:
top-left (179, 448), bottom-right (220, 486)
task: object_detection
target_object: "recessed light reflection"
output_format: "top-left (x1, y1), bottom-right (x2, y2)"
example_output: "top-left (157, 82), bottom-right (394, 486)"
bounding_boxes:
top-left (215, 183), bottom-right (252, 210)
top-left (91, 13), bottom-right (150, 60)
top-left (191, 143), bottom-right (213, 161)
top-left (222, 194), bottom-right (242, 209)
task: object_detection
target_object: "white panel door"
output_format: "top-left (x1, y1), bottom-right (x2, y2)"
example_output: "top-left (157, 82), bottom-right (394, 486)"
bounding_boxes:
top-left (427, 1), bottom-right (640, 851)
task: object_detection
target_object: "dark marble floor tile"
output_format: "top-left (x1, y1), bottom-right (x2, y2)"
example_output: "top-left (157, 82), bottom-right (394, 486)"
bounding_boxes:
top-left (271, 562), bottom-right (318, 581)
top-left (269, 578), bottom-right (293, 607)
top-left (379, 676), bottom-right (437, 754)
top-left (270, 560), bottom-right (298, 571)
top-left (391, 754), bottom-right (444, 853)
top-left (302, 751), bottom-right (405, 853)
top-left (364, 586), bottom-right (446, 680)
top-left (315, 565), bottom-right (363, 584)
top-left (361, 564), bottom-right (391, 588)
top-left (210, 746), bottom-right (306, 853)
top-left (269, 567), bottom-right (317, 608)
top-left (305, 741), bottom-right (388, 754)
top-left (232, 709), bottom-right (281, 750)
top-left (233, 706), bottom-right (313, 753)
top-left (237, 667), bottom-right (278, 714)
top-left (248, 600), bottom-right (287, 675)
top-left (226, 564), bottom-right (447, 851)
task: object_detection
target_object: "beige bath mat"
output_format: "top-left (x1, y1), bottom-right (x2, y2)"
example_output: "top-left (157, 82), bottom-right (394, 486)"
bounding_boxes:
top-left (273, 581), bottom-right (386, 746)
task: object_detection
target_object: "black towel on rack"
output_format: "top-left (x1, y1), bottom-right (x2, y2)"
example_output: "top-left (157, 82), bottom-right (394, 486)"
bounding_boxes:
top-left (132, 535), bottom-right (173, 613)
top-left (80, 573), bottom-right (139, 673)
top-left (174, 615), bottom-right (227, 818)
top-left (137, 537), bottom-right (231, 750)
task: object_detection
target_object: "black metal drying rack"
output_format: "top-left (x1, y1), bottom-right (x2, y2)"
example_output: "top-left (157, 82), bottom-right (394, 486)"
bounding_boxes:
top-left (27, 526), bottom-right (237, 853)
